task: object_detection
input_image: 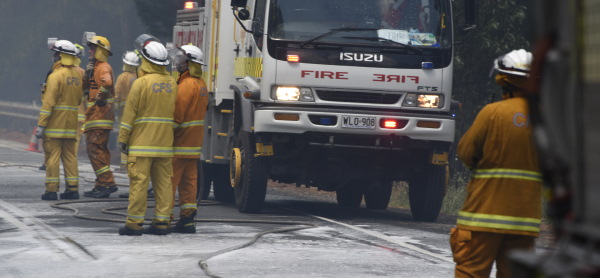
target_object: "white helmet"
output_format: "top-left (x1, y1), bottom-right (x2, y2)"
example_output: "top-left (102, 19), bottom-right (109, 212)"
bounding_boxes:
top-left (180, 45), bottom-right (205, 65)
top-left (74, 44), bottom-right (85, 57)
top-left (50, 40), bottom-right (77, 56)
top-left (140, 41), bottom-right (169, 65)
top-left (493, 49), bottom-right (532, 77)
top-left (122, 51), bottom-right (141, 66)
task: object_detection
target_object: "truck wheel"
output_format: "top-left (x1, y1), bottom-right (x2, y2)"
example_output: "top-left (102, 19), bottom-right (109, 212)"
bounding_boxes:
top-left (364, 181), bottom-right (392, 210)
top-left (232, 131), bottom-right (268, 213)
top-left (408, 164), bottom-right (447, 222)
top-left (336, 181), bottom-right (364, 208)
top-left (197, 160), bottom-right (212, 201)
top-left (212, 164), bottom-right (235, 203)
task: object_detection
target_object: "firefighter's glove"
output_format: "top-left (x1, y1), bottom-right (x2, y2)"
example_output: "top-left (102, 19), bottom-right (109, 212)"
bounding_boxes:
top-left (95, 99), bottom-right (107, 107)
top-left (119, 142), bottom-right (129, 155)
top-left (86, 60), bottom-right (95, 71)
top-left (35, 126), bottom-right (45, 139)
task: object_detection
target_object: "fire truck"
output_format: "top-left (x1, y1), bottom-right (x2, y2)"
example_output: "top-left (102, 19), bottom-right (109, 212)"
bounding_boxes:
top-left (173, 0), bottom-right (474, 221)
top-left (510, 0), bottom-right (600, 276)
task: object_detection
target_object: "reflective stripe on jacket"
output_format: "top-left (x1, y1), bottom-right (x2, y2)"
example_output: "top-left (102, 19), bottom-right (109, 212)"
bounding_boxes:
top-left (457, 96), bottom-right (542, 237)
top-left (173, 71), bottom-right (209, 158)
top-left (118, 70), bottom-right (177, 158)
top-left (84, 61), bottom-right (114, 132)
top-left (38, 66), bottom-right (83, 139)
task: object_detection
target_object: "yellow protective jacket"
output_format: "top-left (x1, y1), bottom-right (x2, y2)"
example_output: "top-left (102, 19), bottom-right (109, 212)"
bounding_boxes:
top-left (118, 58), bottom-right (177, 157)
top-left (37, 66), bottom-right (83, 139)
top-left (84, 61), bottom-right (115, 131)
top-left (457, 96), bottom-right (542, 237)
top-left (115, 69), bottom-right (137, 115)
top-left (74, 66), bottom-right (86, 125)
top-left (173, 70), bottom-right (209, 158)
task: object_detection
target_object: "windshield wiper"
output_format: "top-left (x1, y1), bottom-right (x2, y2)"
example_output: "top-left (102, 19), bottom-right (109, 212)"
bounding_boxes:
top-left (340, 36), bottom-right (422, 52)
top-left (300, 27), bottom-right (378, 48)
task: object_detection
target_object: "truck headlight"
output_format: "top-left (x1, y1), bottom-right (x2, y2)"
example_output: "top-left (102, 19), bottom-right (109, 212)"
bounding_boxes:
top-left (273, 86), bottom-right (315, 102)
top-left (402, 94), bottom-right (443, 108)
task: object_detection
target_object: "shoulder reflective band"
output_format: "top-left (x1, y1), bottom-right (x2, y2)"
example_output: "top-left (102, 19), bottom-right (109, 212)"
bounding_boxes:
top-left (473, 168), bottom-right (542, 182)
top-left (458, 211), bottom-right (540, 233)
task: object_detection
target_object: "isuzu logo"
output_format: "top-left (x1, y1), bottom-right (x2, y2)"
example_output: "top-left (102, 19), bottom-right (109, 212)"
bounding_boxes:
top-left (339, 52), bottom-right (383, 62)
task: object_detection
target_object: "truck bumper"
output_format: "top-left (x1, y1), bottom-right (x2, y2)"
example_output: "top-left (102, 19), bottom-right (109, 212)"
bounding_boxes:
top-left (253, 107), bottom-right (455, 143)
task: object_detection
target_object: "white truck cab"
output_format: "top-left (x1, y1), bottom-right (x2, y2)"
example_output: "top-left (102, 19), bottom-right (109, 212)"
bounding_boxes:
top-left (174, 0), bottom-right (473, 221)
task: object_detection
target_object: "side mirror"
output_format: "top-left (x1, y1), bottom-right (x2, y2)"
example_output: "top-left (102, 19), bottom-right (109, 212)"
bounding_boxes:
top-left (231, 0), bottom-right (247, 8)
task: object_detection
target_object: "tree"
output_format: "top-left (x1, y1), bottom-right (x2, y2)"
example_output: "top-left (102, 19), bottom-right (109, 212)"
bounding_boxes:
top-left (450, 0), bottom-right (531, 181)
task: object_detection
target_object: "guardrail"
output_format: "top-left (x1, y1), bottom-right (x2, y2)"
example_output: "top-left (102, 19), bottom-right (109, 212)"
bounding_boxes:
top-left (0, 100), bottom-right (41, 134)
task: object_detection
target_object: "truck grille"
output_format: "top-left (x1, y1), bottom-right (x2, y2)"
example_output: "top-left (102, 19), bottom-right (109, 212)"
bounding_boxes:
top-left (316, 90), bottom-right (401, 104)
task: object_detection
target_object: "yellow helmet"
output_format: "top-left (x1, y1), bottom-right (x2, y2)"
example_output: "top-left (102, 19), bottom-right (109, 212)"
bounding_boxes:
top-left (87, 35), bottom-right (112, 56)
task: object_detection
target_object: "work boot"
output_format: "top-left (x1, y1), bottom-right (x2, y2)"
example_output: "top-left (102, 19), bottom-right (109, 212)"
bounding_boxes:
top-left (118, 226), bottom-right (143, 236)
top-left (172, 221), bottom-right (196, 234)
top-left (83, 188), bottom-right (99, 197)
top-left (41, 192), bottom-right (57, 200)
top-left (38, 164), bottom-right (46, 171)
top-left (91, 185), bottom-right (118, 198)
top-left (59, 190), bottom-right (79, 200)
top-left (143, 224), bottom-right (171, 236)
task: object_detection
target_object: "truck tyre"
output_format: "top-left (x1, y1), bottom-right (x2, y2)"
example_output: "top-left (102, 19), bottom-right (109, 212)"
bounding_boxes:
top-left (408, 164), bottom-right (446, 222)
top-left (336, 180), bottom-right (364, 208)
top-left (364, 181), bottom-right (392, 210)
top-left (197, 160), bottom-right (212, 201)
top-left (233, 131), bottom-right (268, 213)
top-left (212, 164), bottom-right (235, 203)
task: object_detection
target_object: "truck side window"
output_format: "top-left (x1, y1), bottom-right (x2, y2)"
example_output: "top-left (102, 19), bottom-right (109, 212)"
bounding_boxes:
top-left (252, 0), bottom-right (267, 49)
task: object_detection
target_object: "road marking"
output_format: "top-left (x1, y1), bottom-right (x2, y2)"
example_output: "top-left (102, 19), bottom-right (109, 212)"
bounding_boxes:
top-left (305, 212), bottom-right (455, 264)
top-left (0, 199), bottom-right (96, 261)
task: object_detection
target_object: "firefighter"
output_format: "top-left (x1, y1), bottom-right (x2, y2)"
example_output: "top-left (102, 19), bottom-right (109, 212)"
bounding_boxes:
top-left (82, 35), bottom-right (118, 198)
top-left (118, 36), bottom-right (177, 236)
top-left (450, 49), bottom-right (542, 278)
top-left (37, 40), bottom-right (83, 200)
top-left (170, 45), bottom-right (209, 233)
top-left (114, 51), bottom-right (140, 172)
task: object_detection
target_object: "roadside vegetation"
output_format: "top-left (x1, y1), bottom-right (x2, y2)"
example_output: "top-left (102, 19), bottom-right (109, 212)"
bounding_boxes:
top-left (389, 170), bottom-right (469, 215)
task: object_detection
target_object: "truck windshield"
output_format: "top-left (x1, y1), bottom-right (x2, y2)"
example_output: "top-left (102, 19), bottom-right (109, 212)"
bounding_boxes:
top-left (269, 0), bottom-right (452, 48)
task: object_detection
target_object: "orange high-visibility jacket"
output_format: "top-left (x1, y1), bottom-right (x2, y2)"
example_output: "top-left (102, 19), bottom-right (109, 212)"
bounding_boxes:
top-left (457, 96), bottom-right (542, 237)
top-left (115, 71), bottom-right (137, 112)
top-left (173, 71), bottom-right (209, 158)
top-left (118, 71), bottom-right (177, 157)
top-left (84, 61), bottom-right (115, 131)
top-left (37, 66), bottom-right (83, 139)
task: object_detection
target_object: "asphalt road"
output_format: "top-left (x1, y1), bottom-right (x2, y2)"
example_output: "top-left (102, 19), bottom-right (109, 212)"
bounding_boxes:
top-left (0, 139), bottom-right (553, 278)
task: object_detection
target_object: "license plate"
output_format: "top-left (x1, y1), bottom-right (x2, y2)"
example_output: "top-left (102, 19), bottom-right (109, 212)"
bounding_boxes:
top-left (342, 115), bottom-right (376, 129)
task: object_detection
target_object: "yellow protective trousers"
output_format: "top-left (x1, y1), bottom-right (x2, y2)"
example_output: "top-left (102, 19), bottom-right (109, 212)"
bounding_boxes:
top-left (85, 129), bottom-right (115, 188)
top-left (171, 158), bottom-right (198, 219)
top-left (450, 228), bottom-right (535, 278)
top-left (43, 138), bottom-right (78, 192)
top-left (125, 156), bottom-right (173, 230)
